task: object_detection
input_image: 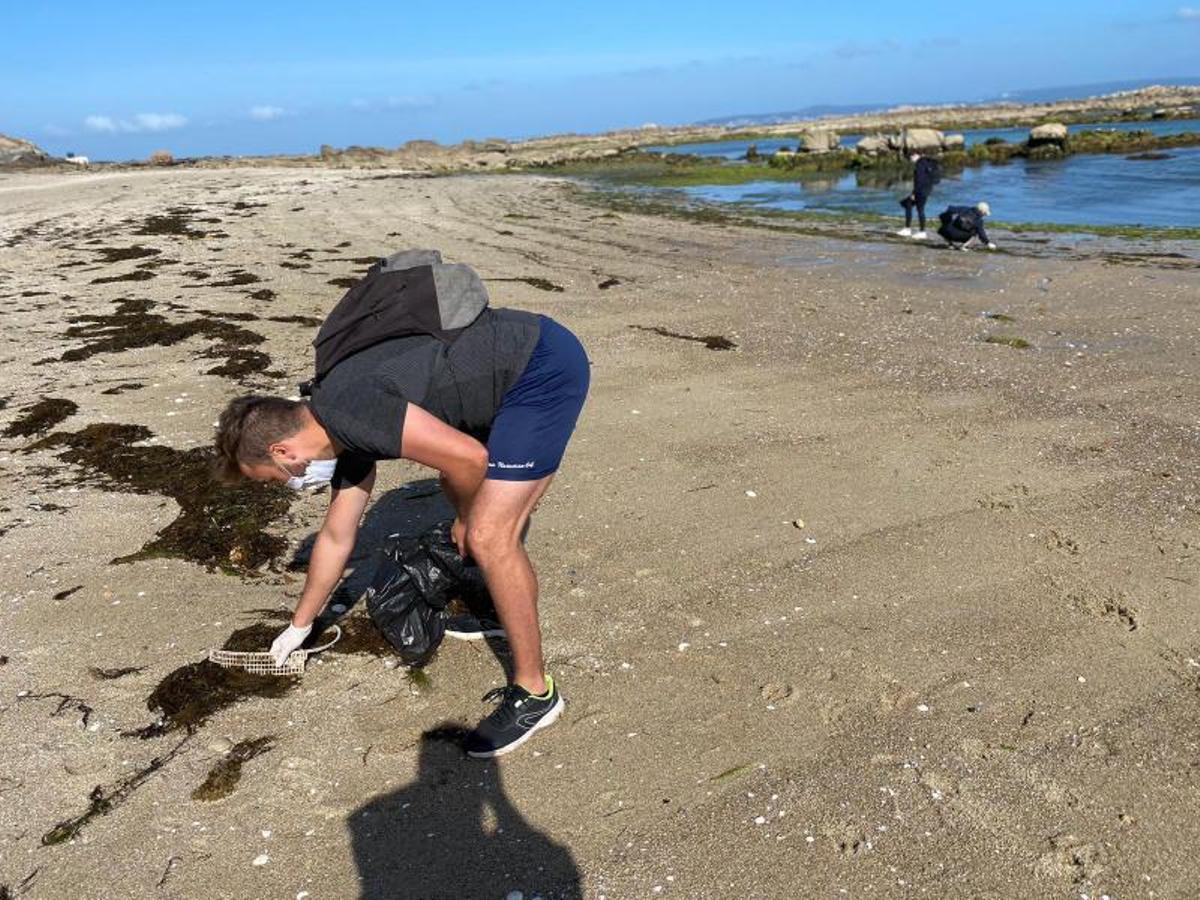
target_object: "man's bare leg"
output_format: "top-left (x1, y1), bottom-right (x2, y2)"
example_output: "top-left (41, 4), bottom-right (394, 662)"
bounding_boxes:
top-left (464, 474), bottom-right (554, 694)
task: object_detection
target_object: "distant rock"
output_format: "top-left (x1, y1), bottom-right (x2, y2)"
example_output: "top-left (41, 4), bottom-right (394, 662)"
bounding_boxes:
top-left (0, 133), bottom-right (51, 167)
top-left (796, 129), bottom-right (838, 153)
top-left (901, 128), bottom-right (943, 153)
top-left (401, 139), bottom-right (441, 153)
top-left (855, 134), bottom-right (891, 154)
top-left (1029, 122), bottom-right (1068, 145)
top-left (943, 133), bottom-right (965, 150)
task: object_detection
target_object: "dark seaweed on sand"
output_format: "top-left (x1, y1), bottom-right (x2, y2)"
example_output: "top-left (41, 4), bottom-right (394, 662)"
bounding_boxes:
top-left (129, 622), bottom-right (300, 739)
top-left (41, 736), bottom-right (190, 845)
top-left (28, 423), bottom-right (292, 571)
top-left (90, 269), bottom-right (157, 285)
top-left (133, 208), bottom-right (208, 238)
top-left (42, 297), bottom-right (272, 381)
top-left (3, 398), bottom-right (77, 438)
top-left (191, 736), bottom-right (275, 801)
top-left (129, 615), bottom-right (390, 741)
top-left (629, 324), bottom-right (736, 351)
top-left (92, 246), bottom-right (161, 264)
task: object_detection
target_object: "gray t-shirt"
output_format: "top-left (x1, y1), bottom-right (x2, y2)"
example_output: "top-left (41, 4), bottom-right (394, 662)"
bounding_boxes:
top-left (310, 308), bottom-right (540, 486)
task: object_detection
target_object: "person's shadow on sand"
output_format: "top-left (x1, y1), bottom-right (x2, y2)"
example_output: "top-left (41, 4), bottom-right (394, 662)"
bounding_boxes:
top-left (349, 725), bottom-right (582, 900)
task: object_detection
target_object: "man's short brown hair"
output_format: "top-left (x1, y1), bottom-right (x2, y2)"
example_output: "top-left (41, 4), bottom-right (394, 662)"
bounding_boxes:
top-left (214, 395), bottom-right (306, 482)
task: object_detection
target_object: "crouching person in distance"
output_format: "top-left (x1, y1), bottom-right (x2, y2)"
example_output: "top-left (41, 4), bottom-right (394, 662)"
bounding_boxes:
top-left (214, 299), bottom-right (589, 758)
top-left (936, 201), bottom-right (998, 251)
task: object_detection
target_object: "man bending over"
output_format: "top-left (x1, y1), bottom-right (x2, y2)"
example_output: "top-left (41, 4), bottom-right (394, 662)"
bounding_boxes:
top-left (214, 292), bottom-right (589, 758)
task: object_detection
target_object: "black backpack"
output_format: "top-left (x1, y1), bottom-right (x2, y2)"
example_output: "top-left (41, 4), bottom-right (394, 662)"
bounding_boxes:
top-left (303, 249), bottom-right (488, 392)
top-left (939, 208), bottom-right (976, 233)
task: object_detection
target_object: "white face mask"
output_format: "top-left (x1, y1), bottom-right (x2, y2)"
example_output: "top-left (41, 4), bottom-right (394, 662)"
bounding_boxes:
top-left (281, 457), bottom-right (338, 490)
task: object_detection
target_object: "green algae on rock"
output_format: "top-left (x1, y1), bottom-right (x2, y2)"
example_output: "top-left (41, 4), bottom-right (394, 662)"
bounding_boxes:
top-left (28, 423), bottom-right (292, 571)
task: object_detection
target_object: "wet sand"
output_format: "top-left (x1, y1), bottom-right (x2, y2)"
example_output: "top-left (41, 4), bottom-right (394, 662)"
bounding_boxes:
top-left (2, 166), bottom-right (1199, 898)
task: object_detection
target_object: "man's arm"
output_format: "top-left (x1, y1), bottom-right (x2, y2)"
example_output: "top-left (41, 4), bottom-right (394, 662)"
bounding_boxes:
top-left (400, 402), bottom-right (489, 553)
top-left (290, 464), bottom-right (376, 627)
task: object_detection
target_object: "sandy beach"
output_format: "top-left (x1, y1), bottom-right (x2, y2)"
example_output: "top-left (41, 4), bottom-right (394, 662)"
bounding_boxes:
top-left (2, 166), bottom-right (1199, 899)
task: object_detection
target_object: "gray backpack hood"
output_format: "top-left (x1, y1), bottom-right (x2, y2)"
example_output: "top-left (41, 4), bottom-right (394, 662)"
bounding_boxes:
top-left (310, 249), bottom-right (489, 382)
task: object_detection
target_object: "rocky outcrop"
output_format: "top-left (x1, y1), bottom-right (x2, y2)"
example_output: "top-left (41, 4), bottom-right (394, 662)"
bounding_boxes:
top-left (901, 128), bottom-right (944, 153)
top-left (855, 134), bottom-right (892, 154)
top-left (0, 133), bottom-right (51, 167)
top-left (1029, 122), bottom-right (1069, 145)
top-left (796, 129), bottom-right (838, 153)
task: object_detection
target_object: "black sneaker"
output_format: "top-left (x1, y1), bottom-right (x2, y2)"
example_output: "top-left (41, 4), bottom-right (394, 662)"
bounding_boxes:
top-left (464, 677), bottom-right (564, 758)
top-left (444, 613), bottom-right (506, 642)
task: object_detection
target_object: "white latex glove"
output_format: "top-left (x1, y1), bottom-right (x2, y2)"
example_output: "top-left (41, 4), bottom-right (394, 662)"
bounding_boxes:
top-left (987, 242), bottom-right (998, 250)
top-left (270, 623), bottom-right (312, 667)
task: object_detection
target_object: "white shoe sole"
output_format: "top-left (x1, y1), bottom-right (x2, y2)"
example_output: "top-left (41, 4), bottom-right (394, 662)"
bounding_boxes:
top-left (466, 695), bottom-right (565, 759)
top-left (444, 628), bottom-right (506, 642)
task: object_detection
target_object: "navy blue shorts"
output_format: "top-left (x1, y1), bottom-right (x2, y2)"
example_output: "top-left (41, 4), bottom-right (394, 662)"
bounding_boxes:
top-left (486, 316), bottom-right (589, 481)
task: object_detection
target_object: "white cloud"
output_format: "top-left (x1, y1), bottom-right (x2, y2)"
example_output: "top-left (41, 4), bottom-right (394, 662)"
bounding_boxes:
top-left (84, 112), bottom-right (187, 133)
top-left (85, 115), bottom-right (119, 133)
top-left (249, 105), bottom-right (286, 121)
top-left (1179, 6), bottom-right (1200, 18)
top-left (134, 112), bottom-right (187, 131)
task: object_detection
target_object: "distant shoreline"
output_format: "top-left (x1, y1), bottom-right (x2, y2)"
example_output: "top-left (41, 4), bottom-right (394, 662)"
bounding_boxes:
top-left (5, 84), bottom-right (1199, 173)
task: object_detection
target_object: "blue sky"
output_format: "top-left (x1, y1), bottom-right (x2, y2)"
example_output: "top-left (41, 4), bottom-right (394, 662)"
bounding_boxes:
top-left (3, 1), bottom-right (1197, 160)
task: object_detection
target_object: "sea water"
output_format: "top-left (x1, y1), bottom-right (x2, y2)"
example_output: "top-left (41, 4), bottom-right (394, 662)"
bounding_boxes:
top-left (644, 120), bottom-right (1200, 227)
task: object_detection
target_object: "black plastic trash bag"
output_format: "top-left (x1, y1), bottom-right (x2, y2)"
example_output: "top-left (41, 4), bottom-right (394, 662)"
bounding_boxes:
top-left (365, 521), bottom-right (489, 667)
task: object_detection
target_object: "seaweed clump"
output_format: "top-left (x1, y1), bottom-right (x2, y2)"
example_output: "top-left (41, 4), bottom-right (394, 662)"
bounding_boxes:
top-left (44, 297), bottom-right (271, 381)
top-left (90, 666), bottom-right (145, 680)
top-left (191, 736), bottom-right (275, 800)
top-left (133, 208), bottom-right (208, 238)
top-left (4, 398), bottom-right (78, 438)
top-left (982, 335), bottom-right (1032, 349)
top-left (28, 422), bottom-right (292, 570)
top-left (90, 269), bottom-right (156, 285)
top-left (210, 270), bottom-right (261, 287)
top-left (92, 246), bottom-right (161, 263)
top-left (128, 622), bottom-right (300, 739)
top-left (629, 324), bottom-right (736, 351)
